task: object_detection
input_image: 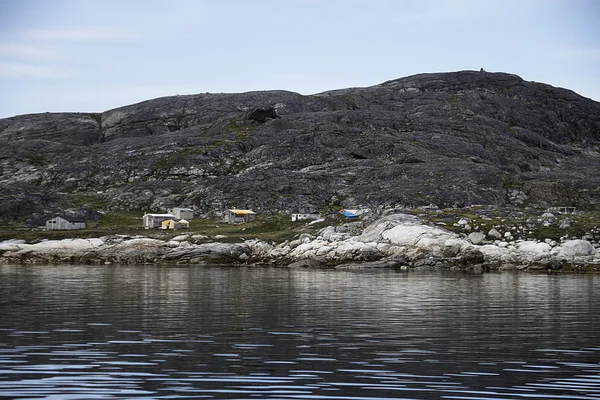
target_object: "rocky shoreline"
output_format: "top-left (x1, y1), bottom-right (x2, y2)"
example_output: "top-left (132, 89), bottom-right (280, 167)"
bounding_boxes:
top-left (1, 213), bottom-right (598, 272)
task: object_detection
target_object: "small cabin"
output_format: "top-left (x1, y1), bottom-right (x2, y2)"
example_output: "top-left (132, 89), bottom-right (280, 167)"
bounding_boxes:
top-left (161, 219), bottom-right (190, 230)
top-left (291, 212), bottom-right (321, 222)
top-left (143, 213), bottom-right (175, 229)
top-left (46, 216), bottom-right (86, 231)
top-left (167, 207), bottom-right (194, 220)
top-left (223, 209), bottom-right (256, 224)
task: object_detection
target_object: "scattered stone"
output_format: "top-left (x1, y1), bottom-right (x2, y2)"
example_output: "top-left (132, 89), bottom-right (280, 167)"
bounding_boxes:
top-left (526, 218), bottom-right (537, 228)
top-left (488, 228), bottom-right (502, 240)
top-left (582, 232), bottom-right (594, 241)
top-left (468, 232), bottom-right (486, 245)
top-left (559, 218), bottom-right (574, 229)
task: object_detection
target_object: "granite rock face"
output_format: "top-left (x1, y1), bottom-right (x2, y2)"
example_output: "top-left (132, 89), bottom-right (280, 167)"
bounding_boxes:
top-left (1, 70), bottom-right (600, 224)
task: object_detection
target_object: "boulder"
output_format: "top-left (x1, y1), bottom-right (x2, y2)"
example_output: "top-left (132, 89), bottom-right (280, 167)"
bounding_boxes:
top-left (443, 238), bottom-right (470, 257)
top-left (487, 228), bottom-right (502, 240)
top-left (382, 224), bottom-right (452, 247)
top-left (559, 218), bottom-right (574, 229)
top-left (515, 241), bottom-right (552, 259)
top-left (455, 246), bottom-right (485, 264)
top-left (560, 240), bottom-right (597, 258)
top-left (468, 232), bottom-right (486, 245)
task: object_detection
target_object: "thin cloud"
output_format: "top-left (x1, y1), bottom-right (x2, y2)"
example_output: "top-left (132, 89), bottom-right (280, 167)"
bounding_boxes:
top-left (0, 61), bottom-right (64, 78)
top-left (0, 43), bottom-right (61, 61)
top-left (24, 27), bottom-right (123, 42)
top-left (553, 46), bottom-right (600, 60)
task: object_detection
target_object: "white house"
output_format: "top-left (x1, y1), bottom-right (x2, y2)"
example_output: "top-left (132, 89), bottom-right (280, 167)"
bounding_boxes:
top-left (291, 212), bottom-right (321, 222)
top-left (167, 207), bottom-right (194, 220)
top-left (46, 216), bottom-right (86, 230)
top-left (143, 213), bottom-right (175, 229)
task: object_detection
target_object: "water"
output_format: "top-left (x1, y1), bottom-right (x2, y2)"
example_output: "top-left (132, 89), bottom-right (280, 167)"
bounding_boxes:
top-left (0, 265), bottom-right (599, 399)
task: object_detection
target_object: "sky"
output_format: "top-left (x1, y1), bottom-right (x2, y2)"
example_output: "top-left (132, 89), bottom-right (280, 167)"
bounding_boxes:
top-left (0, 0), bottom-right (599, 118)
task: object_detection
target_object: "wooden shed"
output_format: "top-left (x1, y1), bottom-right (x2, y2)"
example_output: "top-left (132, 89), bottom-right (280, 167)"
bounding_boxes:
top-left (223, 209), bottom-right (256, 224)
top-left (46, 216), bottom-right (86, 230)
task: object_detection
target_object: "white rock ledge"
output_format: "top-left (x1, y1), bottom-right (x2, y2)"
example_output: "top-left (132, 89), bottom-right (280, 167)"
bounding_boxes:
top-left (1, 214), bottom-right (598, 271)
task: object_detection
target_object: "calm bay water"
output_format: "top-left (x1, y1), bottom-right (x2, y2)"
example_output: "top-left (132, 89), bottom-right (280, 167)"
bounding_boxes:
top-left (0, 265), bottom-right (599, 400)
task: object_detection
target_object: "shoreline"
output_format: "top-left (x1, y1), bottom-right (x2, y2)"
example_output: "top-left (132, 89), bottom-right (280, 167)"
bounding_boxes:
top-left (1, 213), bottom-right (598, 272)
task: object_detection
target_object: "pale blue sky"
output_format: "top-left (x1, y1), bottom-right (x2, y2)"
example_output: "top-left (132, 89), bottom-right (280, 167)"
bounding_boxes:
top-left (0, 0), bottom-right (599, 118)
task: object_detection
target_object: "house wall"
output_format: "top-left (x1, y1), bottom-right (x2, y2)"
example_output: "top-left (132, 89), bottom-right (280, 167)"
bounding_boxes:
top-left (169, 208), bottom-right (194, 220)
top-left (223, 213), bottom-right (239, 224)
top-left (46, 217), bottom-right (86, 230)
top-left (177, 210), bottom-right (194, 220)
top-left (68, 222), bottom-right (86, 230)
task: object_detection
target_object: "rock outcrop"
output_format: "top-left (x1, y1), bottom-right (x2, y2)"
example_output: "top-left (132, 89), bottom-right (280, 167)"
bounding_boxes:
top-left (0, 236), bottom-right (251, 265)
top-left (1, 70), bottom-right (600, 225)
top-left (1, 214), bottom-right (598, 271)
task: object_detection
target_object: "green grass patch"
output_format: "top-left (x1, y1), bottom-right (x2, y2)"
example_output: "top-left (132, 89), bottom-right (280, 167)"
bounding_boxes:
top-left (0, 213), bottom-right (330, 244)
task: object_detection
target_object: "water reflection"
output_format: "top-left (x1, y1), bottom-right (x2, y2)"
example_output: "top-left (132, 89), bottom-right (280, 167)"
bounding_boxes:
top-left (0, 265), bottom-right (599, 399)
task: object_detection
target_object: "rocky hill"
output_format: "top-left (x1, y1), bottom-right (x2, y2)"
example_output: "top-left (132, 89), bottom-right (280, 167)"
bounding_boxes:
top-left (1, 70), bottom-right (599, 225)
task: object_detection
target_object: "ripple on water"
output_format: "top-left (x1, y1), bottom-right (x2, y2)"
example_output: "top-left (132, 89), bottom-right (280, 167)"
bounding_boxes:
top-left (1, 267), bottom-right (599, 399)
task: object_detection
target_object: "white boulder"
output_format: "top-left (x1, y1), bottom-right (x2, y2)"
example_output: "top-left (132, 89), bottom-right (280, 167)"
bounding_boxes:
top-left (487, 228), bottom-right (502, 240)
top-left (560, 240), bottom-right (597, 258)
top-left (468, 232), bottom-right (486, 245)
top-left (515, 241), bottom-right (552, 259)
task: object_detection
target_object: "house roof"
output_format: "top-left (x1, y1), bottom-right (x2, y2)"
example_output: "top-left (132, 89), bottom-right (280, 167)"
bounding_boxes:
top-left (54, 216), bottom-right (86, 223)
top-left (229, 209), bottom-right (256, 215)
top-left (145, 213), bottom-right (175, 218)
top-left (171, 207), bottom-right (193, 211)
